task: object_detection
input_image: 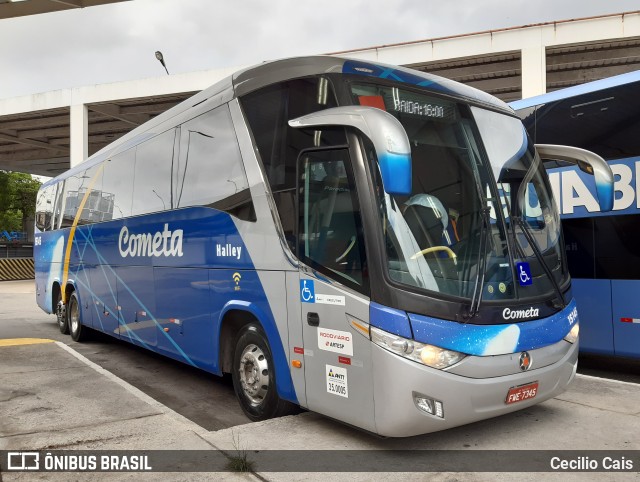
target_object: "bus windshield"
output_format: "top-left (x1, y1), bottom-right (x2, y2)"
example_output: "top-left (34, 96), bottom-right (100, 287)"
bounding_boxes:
top-left (350, 82), bottom-right (565, 303)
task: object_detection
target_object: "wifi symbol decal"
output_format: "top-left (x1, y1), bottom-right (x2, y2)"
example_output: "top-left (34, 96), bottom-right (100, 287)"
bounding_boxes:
top-left (233, 272), bottom-right (242, 291)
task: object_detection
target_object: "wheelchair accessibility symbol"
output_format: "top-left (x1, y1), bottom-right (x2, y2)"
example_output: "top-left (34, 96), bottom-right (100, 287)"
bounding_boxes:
top-left (300, 279), bottom-right (315, 303)
top-left (516, 262), bottom-right (532, 286)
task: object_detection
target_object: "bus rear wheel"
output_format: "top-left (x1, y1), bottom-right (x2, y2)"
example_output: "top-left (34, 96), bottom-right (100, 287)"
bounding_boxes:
top-left (231, 323), bottom-right (293, 421)
top-left (68, 291), bottom-right (89, 342)
top-left (56, 290), bottom-right (69, 335)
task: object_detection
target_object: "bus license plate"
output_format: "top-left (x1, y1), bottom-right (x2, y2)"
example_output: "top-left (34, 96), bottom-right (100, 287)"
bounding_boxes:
top-left (505, 382), bottom-right (538, 405)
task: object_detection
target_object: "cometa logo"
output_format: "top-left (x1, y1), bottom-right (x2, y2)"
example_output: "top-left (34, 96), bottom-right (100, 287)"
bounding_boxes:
top-left (118, 224), bottom-right (183, 258)
top-left (502, 307), bottom-right (540, 320)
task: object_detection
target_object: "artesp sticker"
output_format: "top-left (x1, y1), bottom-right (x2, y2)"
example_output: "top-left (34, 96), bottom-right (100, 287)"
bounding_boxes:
top-left (318, 327), bottom-right (353, 356)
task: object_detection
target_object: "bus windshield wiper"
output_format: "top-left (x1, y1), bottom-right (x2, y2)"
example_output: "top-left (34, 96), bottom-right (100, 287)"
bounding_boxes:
top-left (513, 215), bottom-right (565, 309)
top-left (465, 206), bottom-right (491, 321)
top-left (510, 151), bottom-right (565, 309)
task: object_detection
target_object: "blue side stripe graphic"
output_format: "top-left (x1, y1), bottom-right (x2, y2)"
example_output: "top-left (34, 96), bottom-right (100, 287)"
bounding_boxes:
top-left (74, 226), bottom-right (197, 366)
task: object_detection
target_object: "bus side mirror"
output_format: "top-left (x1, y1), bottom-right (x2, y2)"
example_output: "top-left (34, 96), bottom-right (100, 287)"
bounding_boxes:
top-left (289, 106), bottom-right (412, 196)
top-left (535, 144), bottom-right (614, 212)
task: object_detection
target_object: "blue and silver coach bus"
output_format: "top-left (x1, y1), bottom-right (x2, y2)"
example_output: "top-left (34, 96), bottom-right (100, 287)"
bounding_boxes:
top-left (512, 71), bottom-right (640, 360)
top-left (34, 57), bottom-right (613, 436)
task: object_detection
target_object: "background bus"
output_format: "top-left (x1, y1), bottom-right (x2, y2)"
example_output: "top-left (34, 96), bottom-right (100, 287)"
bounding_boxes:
top-left (512, 71), bottom-right (640, 359)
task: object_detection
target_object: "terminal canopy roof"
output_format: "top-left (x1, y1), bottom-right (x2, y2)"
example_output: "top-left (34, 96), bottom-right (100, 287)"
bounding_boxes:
top-left (0, 0), bottom-right (129, 20)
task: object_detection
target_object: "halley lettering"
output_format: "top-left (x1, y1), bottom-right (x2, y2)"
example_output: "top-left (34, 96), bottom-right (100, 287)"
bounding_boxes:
top-left (119, 224), bottom-right (183, 257)
top-left (215, 243), bottom-right (242, 260)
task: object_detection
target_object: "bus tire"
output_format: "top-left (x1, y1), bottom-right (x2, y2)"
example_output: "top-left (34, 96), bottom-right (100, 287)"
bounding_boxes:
top-left (56, 289), bottom-right (69, 335)
top-left (231, 323), bottom-right (293, 421)
top-left (68, 291), bottom-right (89, 342)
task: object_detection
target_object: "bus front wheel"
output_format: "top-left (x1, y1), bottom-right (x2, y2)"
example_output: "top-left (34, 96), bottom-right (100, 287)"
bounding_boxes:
top-left (231, 323), bottom-right (293, 421)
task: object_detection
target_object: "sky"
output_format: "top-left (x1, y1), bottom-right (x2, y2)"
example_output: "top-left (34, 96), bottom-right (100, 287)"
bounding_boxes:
top-left (1, 0), bottom-right (639, 99)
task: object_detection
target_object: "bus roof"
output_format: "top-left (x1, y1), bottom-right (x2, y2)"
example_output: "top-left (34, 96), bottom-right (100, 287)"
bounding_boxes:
top-left (43, 56), bottom-right (512, 188)
top-left (510, 69), bottom-right (640, 111)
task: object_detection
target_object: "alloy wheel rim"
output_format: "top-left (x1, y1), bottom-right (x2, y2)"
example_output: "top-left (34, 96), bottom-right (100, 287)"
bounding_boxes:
top-left (69, 299), bottom-right (79, 334)
top-left (238, 343), bottom-right (269, 405)
top-left (56, 299), bottom-right (65, 327)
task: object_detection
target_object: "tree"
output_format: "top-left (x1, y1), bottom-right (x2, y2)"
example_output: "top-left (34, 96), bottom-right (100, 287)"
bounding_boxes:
top-left (0, 171), bottom-right (41, 237)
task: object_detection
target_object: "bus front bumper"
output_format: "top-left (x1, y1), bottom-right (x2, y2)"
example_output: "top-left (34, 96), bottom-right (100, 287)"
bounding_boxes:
top-left (371, 340), bottom-right (578, 437)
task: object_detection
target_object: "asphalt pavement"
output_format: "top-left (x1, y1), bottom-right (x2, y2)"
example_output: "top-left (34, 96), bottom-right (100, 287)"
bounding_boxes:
top-left (1, 280), bottom-right (639, 481)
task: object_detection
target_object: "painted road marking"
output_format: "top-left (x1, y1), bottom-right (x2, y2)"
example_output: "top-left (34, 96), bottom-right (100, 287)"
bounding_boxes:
top-left (0, 338), bottom-right (55, 347)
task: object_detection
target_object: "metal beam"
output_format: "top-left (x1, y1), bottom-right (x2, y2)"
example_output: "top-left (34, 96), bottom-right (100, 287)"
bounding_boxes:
top-left (547, 45), bottom-right (640, 66)
top-left (88, 104), bottom-right (149, 126)
top-left (0, 149), bottom-right (69, 163)
top-left (548, 55), bottom-right (640, 73)
top-left (0, 114), bottom-right (69, 131)
top-left (50, 0), bottom-right (84, 7)
top-left (120, 99), bottom-right (189, 115)
top-left (0, 143), bottom-right (38, 154)
top-left (87, 119), bottom-right (134, 134)
top-left (0, 132), bottom-right (69, 153)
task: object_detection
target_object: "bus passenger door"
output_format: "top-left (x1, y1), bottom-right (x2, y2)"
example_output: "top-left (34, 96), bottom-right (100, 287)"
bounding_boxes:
top-left (296, 148), bottom-right (376, 433)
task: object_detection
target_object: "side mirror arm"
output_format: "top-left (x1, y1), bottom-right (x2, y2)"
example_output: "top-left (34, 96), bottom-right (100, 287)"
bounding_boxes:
top-left (289, 106), bottom-right (412, 196)
top-left (536, 144), bottom-right (614, 212)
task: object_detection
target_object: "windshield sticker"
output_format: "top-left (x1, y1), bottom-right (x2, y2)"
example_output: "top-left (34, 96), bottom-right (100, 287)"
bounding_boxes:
top-left (517, 262), bottom-right (533, 286)
top-left (318, 327), bottom-right (353, 356)
top-left (393, 99), bottom-right (446, 118)
top-left (358, 95), bottom-right (386, 110)
top-left (326, 364), bottom-right (348, 398)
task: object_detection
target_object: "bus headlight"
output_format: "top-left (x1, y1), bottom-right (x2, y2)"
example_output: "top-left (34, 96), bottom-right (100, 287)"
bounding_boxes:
top-left (370, 326), bottom-right (465, 369)
top-left (564, 323), bottom-right (579, 344)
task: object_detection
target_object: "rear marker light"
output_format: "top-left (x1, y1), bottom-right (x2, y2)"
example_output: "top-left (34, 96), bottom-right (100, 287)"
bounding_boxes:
top-left (621, 318), bottom-right (640, 324)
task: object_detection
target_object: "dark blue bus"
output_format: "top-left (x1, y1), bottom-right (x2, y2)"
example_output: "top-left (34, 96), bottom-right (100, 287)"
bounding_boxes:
top-left (512, 71), bottom-right (640, 359)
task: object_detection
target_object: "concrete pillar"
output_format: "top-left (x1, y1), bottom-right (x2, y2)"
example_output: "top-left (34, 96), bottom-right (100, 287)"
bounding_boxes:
top-left (521, 46), bottom-right (547, 99)
top-left (70, 103), bottom-right (88, 168)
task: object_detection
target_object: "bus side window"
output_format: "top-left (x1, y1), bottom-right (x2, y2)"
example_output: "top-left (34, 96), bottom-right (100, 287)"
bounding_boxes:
top-left (59, 170), bottom-right (89, 228)
top-left (35, 185), bottom-right (55, 231)
top-left (240, 77), bottom-right (344, 250)
top-left (102, 149), bottom-right (135, 220)
top-left (51, 182), bottom-right (64, 230)
top-left (176, 105), bottom-right (254, 221)
top-left (132, 129), bottom-right (177, 216)
top-left (74, 164), bottom-right (104, 225)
